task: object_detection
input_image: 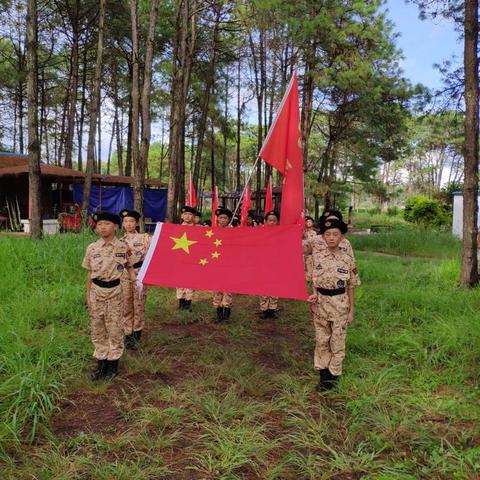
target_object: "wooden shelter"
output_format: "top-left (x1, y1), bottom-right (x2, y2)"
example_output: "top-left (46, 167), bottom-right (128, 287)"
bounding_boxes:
top-left (0, 152), bottom-right (164, 227)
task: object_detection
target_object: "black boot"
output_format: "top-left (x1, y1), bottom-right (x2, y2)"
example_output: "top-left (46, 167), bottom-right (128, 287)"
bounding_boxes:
top-left (90, 359), bottom-right (107, 381)
top-left (132, 330), bottom-right (142, 348)
top-left (185, 300), bottom-right (192, 311)
top-left (325, 372), bottom-right (340, 390)
top-left (315, 369), bottom-right (330, 392)
top-left (179, 299), bottom-right (185, 309)
top-left (223, 307), bottom-right (231, 321)
top-left (261, 310), bottom-right (269, 319)
top-left (215, 307), bottom-right (224, 323)
top-left (267, 309), bottom-right (278, 319)
top-left (104, 360), bottom-right (119, 380)
top-left (124, 333), bottom-right (135, 350)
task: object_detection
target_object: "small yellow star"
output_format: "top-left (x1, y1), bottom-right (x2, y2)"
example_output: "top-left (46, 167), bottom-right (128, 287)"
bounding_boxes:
top-left (199, 258), bottom-right (208, 266)
top-left (211, 251), bottom-right (220, 259)
top-left (205, 229), bottom-right (214, 238)
top-left (170, 232), bottom-right (198, 254)
top-left (214, 239), bottom-right (222, 247)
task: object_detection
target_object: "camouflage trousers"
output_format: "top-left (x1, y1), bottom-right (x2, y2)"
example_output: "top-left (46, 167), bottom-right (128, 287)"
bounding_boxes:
top-left (212, 292), bottom-right (233, 308)
top-left (122, 278), bottom-right (147, 335)
top-left (176, 288), bottom-right (194, 300)
top-left (259, 296), bottom-right (278, 311)
top-left (89, 284), bottom-right (124, 361)
top-left (311, 292), bottom-right (349, 376)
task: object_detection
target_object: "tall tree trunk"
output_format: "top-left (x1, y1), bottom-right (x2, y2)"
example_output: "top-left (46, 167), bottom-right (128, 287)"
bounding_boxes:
top-left (167, 0), bottom-right (197, 222)
top-left (64, 0), bottom-right (80, 169)
top-left (249, 29), bottom-right (265, 214)
top-left (461, 0), bottom-right (479, 287)
top-left (301, 42), bottom-right (315, 169)
top-left (82, 0), bottom-right (106, 218)
top-left (130, 0), bottom-right (140, 188)
top-left (18, 80), bottom-right (25, 153)
top-left (77, 38), bottom-right (88, 171)
top-left (192, 1), bottom-right (221, 192)
top-left (107, 115), bottom-right (115, 175)
top-left (136, 0), bottom-right (161, 229)
top-left (235, 58), bottom-right (241, 192)
top-left (125, 90), bottom-right (133, 175)
top-left (222, 66), bottom-right (229, 189)
top-left (112, 58), bottom-right (123, 175)
top-left (26, 0), bottom-right (42, 239)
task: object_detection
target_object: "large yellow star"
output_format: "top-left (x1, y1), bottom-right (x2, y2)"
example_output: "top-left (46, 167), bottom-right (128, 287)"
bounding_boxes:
top-left (211, 251), bottom-right (220, 259)
top-left (170, 232), bottom-right (197, 254)
top-left (205, 229), bottom-right (214, 238)
top-left (214, 239), bottom-right (222, 247)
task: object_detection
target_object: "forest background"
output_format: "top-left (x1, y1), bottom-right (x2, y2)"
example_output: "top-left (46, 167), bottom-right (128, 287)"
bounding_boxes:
top-left (0, 0), bottom-right (466, 219)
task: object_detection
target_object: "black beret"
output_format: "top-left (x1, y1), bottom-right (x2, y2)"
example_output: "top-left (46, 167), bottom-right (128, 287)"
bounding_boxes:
top-left (320, 209), bottom-right (343, 221)
top-left (181, 206), bottom-right (196, 214)
top-left (305, 215), bottom-right (314, 222)
top-left (215, 207), bottom-right (233, 219)
top-left (120, 209), bottom-right (141, 221)
top-left (265, 210), bottom-right (280, 221)
top-left (247, 210), bottom-right (255, 219)
top-left (319, 218), bottom-right (348, 234)
top-left (193, 210), bottom-right (201, 217)
top-left (93, 211), bottom-right (121, 226)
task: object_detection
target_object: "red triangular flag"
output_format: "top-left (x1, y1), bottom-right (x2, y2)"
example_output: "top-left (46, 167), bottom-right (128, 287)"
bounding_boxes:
top-left (139, 223), bottom-right (308, 300)
top-left (259, 72), bottom-right (304, 225)
top-left (264, 175), bottom-right (273, 216)
top-left (240, 184), bottom-right (251, 227)
top-left (186, 172), bottom-right (197, 207)
top-left (211, 186), bottom-right (219, 227)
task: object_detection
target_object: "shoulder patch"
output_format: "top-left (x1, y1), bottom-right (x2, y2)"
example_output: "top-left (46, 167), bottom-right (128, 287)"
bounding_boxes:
top-left (337, 267), bottom-right (348, 274)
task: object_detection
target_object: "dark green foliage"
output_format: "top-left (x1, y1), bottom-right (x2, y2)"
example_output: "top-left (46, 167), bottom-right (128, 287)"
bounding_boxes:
top-left (404, 195), bottom-right (451, 227)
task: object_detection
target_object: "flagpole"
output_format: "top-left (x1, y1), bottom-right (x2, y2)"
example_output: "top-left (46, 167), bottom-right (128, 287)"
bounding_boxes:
top-left (230, 72), bottom-right (296, 225)
top-left (229, 155), bottom-right (260, 225)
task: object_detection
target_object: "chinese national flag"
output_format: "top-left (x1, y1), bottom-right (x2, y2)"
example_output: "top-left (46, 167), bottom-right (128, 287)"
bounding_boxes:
top-left (211, 186), bottom-right (219, 226)
top-left (258, 72), bottom-right (304, 225)
top-left (240, 185), bottom-right (251, 227)
top-left (138, 223), bottom-right (308, 300)
top-left (264, 175), bottom-right (273, 215)
top-left (186, 172), bottom-right (196, 207)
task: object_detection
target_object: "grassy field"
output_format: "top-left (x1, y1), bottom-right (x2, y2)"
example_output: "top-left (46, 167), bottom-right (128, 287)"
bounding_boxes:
top-left (0, 231), bottom-right (479, 479)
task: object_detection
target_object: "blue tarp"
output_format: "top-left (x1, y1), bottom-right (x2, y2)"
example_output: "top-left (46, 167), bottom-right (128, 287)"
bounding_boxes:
top-left (73, 185), bottom-right (167, 222)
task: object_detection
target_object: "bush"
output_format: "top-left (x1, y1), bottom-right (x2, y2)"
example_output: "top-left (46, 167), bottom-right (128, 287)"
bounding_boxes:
top-left (403, 195), bottom-right (451, 227)
top-left (386, 206), bottom-right (400, 216)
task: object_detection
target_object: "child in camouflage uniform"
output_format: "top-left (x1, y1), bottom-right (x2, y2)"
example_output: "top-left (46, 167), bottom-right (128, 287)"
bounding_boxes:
top-left (306, 218), bottom-right (360, 391)
top-left (82, 211), bottom-right (134, 381)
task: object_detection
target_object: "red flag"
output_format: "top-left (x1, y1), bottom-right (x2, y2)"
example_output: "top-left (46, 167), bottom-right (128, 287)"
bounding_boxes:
top-left (259, 72), bottom-right (304, 225)
top-left (264, 175), bottom-right (273, 216)
top-left (211, 186), bottom-right (219, 227)
top-left (240, 185), bottom-right (251, 227)
top-left (186, 172), bottom-right (196, 207)
top-left (138, 223), bottom-right (308, 300)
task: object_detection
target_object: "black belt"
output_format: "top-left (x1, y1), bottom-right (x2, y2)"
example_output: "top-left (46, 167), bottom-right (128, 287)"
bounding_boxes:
top-left (317, 287), bottom-right (346, 296)
top-left (92, 278), bottom-right (121, 288)
top-left (133, 261), bottom-right (143, 269)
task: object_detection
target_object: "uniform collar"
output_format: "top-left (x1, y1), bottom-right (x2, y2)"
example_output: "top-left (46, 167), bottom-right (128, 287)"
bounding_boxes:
top-left (98, 237), bottom-right (118, 247)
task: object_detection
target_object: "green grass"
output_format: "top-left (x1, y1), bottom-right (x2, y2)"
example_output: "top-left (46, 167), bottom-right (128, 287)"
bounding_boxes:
top-left (351, 211), bottom-right (408, 229)
top-left (349, 228), bottom-right (461, 259)
top-left (1, 232), bottom-right (480, 478)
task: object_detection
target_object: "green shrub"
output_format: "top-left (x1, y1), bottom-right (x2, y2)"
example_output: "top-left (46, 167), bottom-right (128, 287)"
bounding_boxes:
top-left (403, 195), bottom-right (451, 227)
top-left (386, 206), bottom-right (400, 216)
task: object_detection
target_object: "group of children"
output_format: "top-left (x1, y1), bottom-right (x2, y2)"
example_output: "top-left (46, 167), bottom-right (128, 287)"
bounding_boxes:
top-left (82, 206), bottom-right (360, 392)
